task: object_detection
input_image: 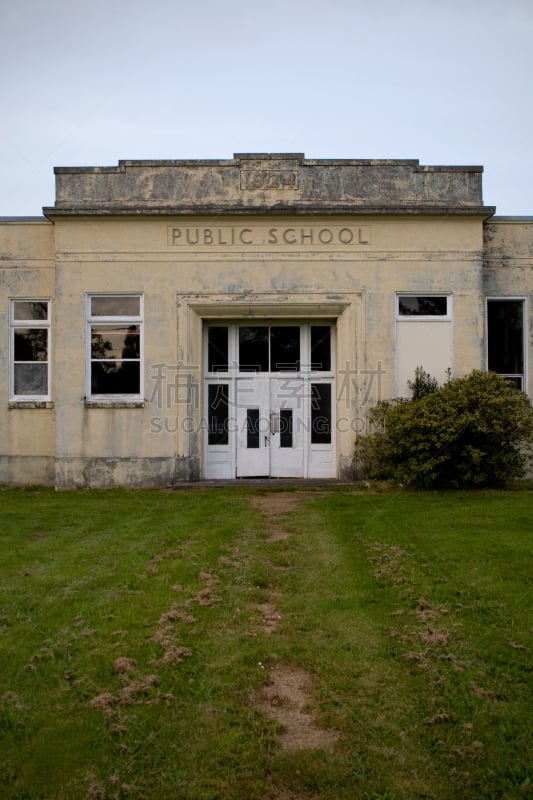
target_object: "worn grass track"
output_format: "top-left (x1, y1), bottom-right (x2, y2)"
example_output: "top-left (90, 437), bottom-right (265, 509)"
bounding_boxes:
top-left (0, 485), bottom-right (531, 799)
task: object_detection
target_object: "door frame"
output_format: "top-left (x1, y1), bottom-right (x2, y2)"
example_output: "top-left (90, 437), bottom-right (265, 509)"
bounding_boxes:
top-left (203, 321), bottom-right (336, 479)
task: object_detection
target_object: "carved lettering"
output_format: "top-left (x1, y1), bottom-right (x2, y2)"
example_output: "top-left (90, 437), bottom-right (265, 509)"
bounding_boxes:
top-left (283, 228), bottom-right (297, 244)
top-left (240, 169), bottom-right (298, 190)
top-left (339, 227), bottom-right (354, 244)
top-left (167, 225), bottom-right (371, 247)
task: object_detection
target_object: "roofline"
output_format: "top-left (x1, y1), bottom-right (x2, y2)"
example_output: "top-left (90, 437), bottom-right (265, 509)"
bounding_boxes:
top-left (488, 216), bottom-right (533, 222)
top-left (0, 216), bottom-right (48, 223)
top-left (52, 155), bottom-right (485, 175)
top-left (43, 205), bottom-right (496, 219)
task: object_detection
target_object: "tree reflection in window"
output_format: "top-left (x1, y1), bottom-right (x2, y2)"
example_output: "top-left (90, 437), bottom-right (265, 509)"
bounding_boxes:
top-left (89, 296), bottom-right (142, 396)
top-left (398, 296), bottom-right (448, 316)
top-left (11, 300), bottom-right (50, 397)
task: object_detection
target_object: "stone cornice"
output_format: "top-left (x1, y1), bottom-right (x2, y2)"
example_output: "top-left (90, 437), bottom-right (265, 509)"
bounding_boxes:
top-left (44, 204), bottom-right (495, 218)
top-left (43, 153), bottom-right (493, 218)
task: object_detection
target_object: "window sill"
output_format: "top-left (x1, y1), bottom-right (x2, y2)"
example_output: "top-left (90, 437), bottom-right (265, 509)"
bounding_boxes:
top-left (9, 401), bottom-right (54, 409)
top-left (84, 399), bottom-right (145, 409)
top-left (396, 317), bottom-right (452, 322)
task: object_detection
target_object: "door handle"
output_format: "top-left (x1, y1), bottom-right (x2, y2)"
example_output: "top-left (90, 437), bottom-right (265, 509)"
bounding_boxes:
top-left (264, 435), bottom-right (269, 447)
top-left (270, 412), bottom-right (280, 434)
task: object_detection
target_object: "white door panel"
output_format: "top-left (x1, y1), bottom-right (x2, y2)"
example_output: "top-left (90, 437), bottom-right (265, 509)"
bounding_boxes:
top-left (269, 378), bottom-right (305, 477)
top-left (236, 376), bottom-right (270, 477)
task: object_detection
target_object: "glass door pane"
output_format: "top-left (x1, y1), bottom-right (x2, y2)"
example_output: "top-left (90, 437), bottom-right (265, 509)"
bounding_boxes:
top-left (246, 409), bottom-right (260, 448)
top-left (311, 383), bottom-right (332, 444)
top-left (280, 409), bottom-right (293, 448)
top-left (208, 327), bottom-right (229, 372)
top-left (208, 384), bottom-right (229, 445)
top-left (311, 326), bottom-right (331, 371)
top-left (239, 327), bottom-right (269, 371)
top-left (270, 326), bottom-right (300, 371)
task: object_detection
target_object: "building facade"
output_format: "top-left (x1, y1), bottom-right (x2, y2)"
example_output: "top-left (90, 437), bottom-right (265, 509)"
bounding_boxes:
top-left (1, 154), bottom-right (531, 487)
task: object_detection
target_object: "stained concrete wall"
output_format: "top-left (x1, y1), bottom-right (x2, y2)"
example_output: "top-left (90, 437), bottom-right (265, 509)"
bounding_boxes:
top-left (48, 213), bottom-right (485, 486)
top-left (0, 219), bottom-right (55, 484)
top-left (483, 218), bottom-right (533, 392)
top-left (49, 155), bottom-right (486, 214)
top-left (2, 156), bottom-right (530, 488)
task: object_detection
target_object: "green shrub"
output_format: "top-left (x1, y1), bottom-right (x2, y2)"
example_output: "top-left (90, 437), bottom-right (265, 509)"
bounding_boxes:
top-left (357, 370), bottom-right (533, 488)
top-left (407, 365), bottom-right (440, 399)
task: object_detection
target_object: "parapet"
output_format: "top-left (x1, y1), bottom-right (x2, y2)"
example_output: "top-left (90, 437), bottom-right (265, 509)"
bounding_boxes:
top-left (44, 153), bottom-right (493, 217)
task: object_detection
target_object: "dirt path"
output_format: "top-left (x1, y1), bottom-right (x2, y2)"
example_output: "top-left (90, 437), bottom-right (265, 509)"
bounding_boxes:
top-left (250, 493), bottom-right (305, 541)
top-left (253, 664), bottom-right (338, 754)
top-left (248, 492), bottom-right (338, 759)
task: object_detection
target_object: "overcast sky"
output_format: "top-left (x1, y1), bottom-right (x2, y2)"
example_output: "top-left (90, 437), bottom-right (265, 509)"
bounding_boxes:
top-left (1, 0), bottom-right (532, 216)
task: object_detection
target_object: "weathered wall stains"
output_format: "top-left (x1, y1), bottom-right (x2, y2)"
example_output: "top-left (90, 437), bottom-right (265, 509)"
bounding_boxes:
top-left (47, 155), bottom-right (488, 215)
top-left (1, 155), bottom-right (530, 487)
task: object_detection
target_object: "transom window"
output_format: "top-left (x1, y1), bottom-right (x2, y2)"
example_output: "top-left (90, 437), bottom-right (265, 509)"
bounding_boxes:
top-left (397, 295), bottom-right (450, 318)
top-left (239, 325), bottom-right (301, 372)
top-left (10, 300), bottom-right (51, 400)
top-left (87, 294), bottom-right (143, 398)
top-left (206, 324), bottom-right (333, 373)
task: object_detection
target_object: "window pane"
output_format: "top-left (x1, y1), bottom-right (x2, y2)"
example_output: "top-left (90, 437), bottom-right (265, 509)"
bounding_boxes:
top-left (488, 300), bottom-right (524, 375)
top-left (398, 296), bottom-right (448, 316)
top-left (91, 296), bottom-right (140, 316)
top-left (91, 361), bottom-right (119, 393)
top-left (208, 384), bottom-right (229, 445)
top-left (14, 329), bottom-right (48, 361)
top-left (13, 301), bottom-right (48, 321)
top-left (14, 363), bottom-right (48, 395)
top-left (208, 327), bottom-right (229, 372)
top-left (91, 325), bottom-right (140, 360)
top-left (270, 326), bottom-right (300, 371)
top-left (280, 409), bottom-right (293, 448)
top-left (311, 326), bottom-right (331, 371)
top-left (311, 383), bottom-right (332, 444)
top-left (118, 361), bottom-right (141, 393)
top-left (239, 327), bottom-right (269, 372)
top-left (91, 361), bottom-right (140, 394)
top-left (246, 409), bottom-right (260, 448)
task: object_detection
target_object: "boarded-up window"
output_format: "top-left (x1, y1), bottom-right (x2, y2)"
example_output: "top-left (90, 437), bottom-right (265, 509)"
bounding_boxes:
top-left (396, 295), bottom-right (451, 397)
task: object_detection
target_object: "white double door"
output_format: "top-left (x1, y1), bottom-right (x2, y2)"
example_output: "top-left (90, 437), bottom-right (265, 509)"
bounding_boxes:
top-left (235, 376), bottom-right (305, 477)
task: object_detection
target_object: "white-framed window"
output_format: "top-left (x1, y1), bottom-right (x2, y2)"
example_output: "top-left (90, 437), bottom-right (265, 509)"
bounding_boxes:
top-left (396, 293), bottom-right (452, 396)
top-left (486, 298), bottom-right (526, 391)
top-left (87, 294), bottom-right (143, 399)
top-left (10, 299), bottom-right (51, 400)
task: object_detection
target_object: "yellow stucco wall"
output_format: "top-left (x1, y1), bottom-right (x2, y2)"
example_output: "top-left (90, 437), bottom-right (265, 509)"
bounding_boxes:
top-left (483, 218), bottom-right (533, 399)
top-left (47, 213), bottom-right (484, 485)
top-left (2, 203), bottom-right (531, 487)
top-left (0, 220), bottom-right (55, 484)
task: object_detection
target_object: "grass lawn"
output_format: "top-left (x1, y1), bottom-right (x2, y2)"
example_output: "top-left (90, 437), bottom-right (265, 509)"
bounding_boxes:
top-left (0, 484), bottom-right (531, 799)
